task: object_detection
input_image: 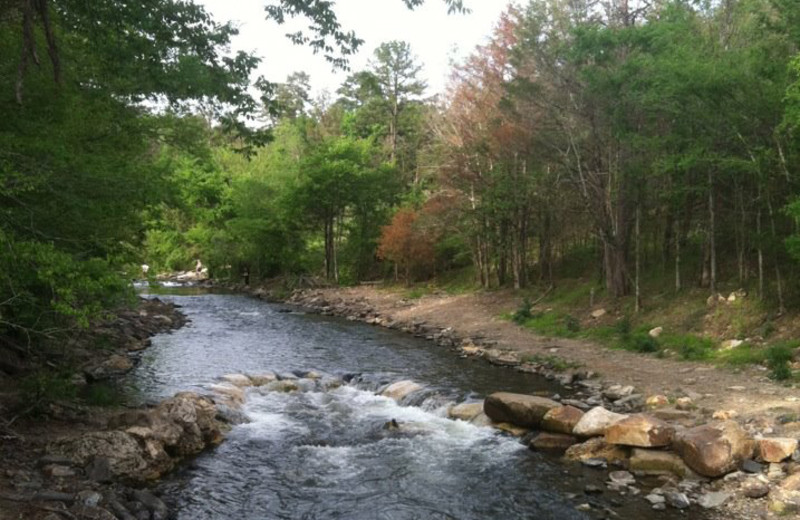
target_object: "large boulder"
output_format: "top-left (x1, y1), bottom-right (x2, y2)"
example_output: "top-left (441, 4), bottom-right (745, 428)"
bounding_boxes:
top-left (564, 437), bottom-right (629, 466)
top-left (673, 421), bottom-right (755, 477)
top-left (541, 406), bottom-right (584, 435)
top-left (483, 392), bottom-right (560, 428)
top-left (48, 431), bottom-right (161, 481)
top-left (572, 407), bottom-right (628, 437)
top-left (380, 380), bottom-right (424, 402)
top-left (757, 438), bottom-right (798, 463)
top-left (52, 392), bottom-right (224, 482)
top-left (605, 414), bottom-right (675, 448)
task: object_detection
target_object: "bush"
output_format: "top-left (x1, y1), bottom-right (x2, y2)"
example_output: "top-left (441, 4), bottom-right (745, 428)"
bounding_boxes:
top-left (766, 343), bottom-right (795, 381)
top-left (629, 333), bottom-right (659, 353)
top-left (564, 314), bottom-right (581, 333)
top-left (615, 316), bottom-right (632, 337)
top-left (512, 298), bottom-right (534, 324)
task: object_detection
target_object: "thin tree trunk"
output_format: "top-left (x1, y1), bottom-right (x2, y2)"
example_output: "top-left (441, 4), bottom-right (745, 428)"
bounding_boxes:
top-left (708, 170), bottom-right (717, 295)
top-left (675, 216), bottom-right (681, 292)
top-left (635, 204), bottom-right (641, 313)
top-left (766, 194), bottom-right (785, 314)
top-left (757, 205), bottom-right (764, 299)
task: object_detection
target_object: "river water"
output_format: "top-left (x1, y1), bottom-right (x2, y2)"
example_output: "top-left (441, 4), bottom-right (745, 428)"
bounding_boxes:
top-left (128, 287), bottom-right (695, 520)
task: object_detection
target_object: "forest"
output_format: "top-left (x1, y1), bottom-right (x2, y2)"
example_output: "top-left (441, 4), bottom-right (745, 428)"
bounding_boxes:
top-left (4, 0), bottom-right (800, 360)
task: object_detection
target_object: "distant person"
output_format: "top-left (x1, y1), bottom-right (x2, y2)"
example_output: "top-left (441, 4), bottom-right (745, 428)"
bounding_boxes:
top-left (141, 264), bottom-right (150, 277)
top-left (195, 259), bottom-right (203, 274)
top-left (242, 266), bottom-right (250, 286)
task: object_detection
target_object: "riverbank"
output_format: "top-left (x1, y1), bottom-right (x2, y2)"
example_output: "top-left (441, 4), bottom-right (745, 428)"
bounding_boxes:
top-left (275, 285), bottom-right (800, 518)
top-left (0, 298), bottom-right (229, 520)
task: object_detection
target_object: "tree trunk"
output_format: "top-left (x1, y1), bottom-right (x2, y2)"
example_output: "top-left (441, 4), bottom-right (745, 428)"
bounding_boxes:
top-left (708, 170), bottom-right (717, 295)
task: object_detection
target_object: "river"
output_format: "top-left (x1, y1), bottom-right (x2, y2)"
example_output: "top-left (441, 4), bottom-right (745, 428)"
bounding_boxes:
top-left (127, 287), bottom-right (695, 520)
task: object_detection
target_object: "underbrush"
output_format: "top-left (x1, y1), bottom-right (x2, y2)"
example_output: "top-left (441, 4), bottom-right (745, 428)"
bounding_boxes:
top-left (507, 290), bottom-right (800, 381)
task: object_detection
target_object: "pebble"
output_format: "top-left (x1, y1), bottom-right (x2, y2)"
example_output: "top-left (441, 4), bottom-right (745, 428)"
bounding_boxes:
top-left (665, 491), bottom-right (691, 509)
top-left (609, 471), bottom-right (636, 486)
top-left (742, 460), bottom-right (764, 474)
top-left (584, 484), bottom-right (604, 495)
top-left (645, 493), bottom-right (665, 505)
top-left (575, 503), bottom-right (592, 511)
top-left (581, 458), bottom-right (608, 469)
top-left (742, 480), bottom-right (770, 499)
top-left (698, 491), bottom-right (731, 509)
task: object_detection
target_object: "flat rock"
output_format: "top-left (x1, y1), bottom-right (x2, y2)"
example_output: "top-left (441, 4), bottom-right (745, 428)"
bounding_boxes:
top-left (209, 383), bottom-right (245, 403)
top-left (609, 470), bottom-right (636, 486)
top-left (491, 422), bottom-right (530, 437)
top-left (758, 438), bottom-right (798, 463)
top-left (448, 402), bottom-right (484, 422)
top-left (564, 437), bottom-right (629, 466)
top-left (665, 491), bottom-right (690, 509)
top-left (483, 392), bottom-right (560, 428)
top-left (572, 407), bottom-right (628, 437)
top-left (248, 372), bottom-right (277, 386)
top-left (605, 414), bottom-right (675, 448)
top-left (629, 448), bottom-right (696, 478)
top-left (541, 405), bottom-right (584, 435)
top-left (673, 421), bottom-right (755, 478)
top-left (380, 380), bottom-right (424, 402)
top-left (219, 374), bottom-right (253, 387)
top-left (698, 491), bottom-right (731, 509)
top-left (529, 432), bottom-right (579, 451)
top-left (646, 395), bottom-right (669, 408)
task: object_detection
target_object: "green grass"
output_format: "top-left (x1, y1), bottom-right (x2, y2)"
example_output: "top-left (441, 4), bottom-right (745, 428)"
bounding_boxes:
top-left (518, 311), bottom-right (581, 338)
top-left (520, 354), bottom-right (581, 372)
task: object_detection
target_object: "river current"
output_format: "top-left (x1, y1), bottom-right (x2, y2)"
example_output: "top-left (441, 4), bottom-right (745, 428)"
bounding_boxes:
top-left (127, 287), bottom-right (695, 520)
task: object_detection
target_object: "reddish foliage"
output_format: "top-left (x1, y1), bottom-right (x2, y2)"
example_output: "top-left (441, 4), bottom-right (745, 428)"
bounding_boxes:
top-left (377, 209), bottom-right (436, 280)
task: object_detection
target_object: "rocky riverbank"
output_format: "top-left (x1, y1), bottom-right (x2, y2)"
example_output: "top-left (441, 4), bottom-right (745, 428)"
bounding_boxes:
top-left (0, 298), bottom-right (231, 520)
top-left (266, 286), bottom-right (800, 519)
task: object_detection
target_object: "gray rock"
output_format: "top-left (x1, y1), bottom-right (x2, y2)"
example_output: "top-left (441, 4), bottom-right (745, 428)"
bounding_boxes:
top-left (86, 457), bottom-right (114, 483)
top-left (645, 493), bottom-right (665, 505)
top-left (742, 480), bottom-right (769, 499)
top-left (132, 489), bottom-right (168, 520)
top-left (697, 491), bottom-right (731, 509)
top-left (584, 484), bottom-right (603, 494)
top-left (664, 491), bottom-right (691, 509)
top-left (742, 459), bottom-right (764, 474)
top-left (609, 470), bottom-right (636, 486)
top-left (34, 490), bottom-right (76, 503)
top-left (78, 490), bottom-right (103, 507)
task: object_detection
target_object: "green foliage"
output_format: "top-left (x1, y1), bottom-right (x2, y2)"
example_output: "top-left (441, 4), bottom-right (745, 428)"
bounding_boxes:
top-left (766, 342), bottom-right (796, 381)
top-left (512, 298), bottom-right (534, 324)
top-left (20, 370), bottom-right (78, 412)
top-left (520, 354), bottom-right (580, 372)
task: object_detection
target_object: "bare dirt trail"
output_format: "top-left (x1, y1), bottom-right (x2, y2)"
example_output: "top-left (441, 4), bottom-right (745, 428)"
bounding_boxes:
top-left (322, 286), bottom-right (799, 423)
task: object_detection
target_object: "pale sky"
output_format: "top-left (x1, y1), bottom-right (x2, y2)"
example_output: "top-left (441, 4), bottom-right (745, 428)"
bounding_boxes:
top-left (197, 0), bottom-right (515, 98)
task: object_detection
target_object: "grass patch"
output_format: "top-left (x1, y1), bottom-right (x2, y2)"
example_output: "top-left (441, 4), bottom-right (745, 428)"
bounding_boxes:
top-left (520, 354), bottom-right (581, 372)
top-left (715, 343), bottom-right (765, 366)
top-left (766, 341), bottom-right (798, 381)
top-left (82, 382), bottom-right (126, 407)
top-left (519, 311), bottom-right (581, 338)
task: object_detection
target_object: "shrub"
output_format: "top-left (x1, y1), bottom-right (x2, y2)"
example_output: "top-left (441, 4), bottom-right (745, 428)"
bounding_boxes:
top-left (512, 298), bottom-right (534, 324)
top-left (766, 343), bottom-right (795, 381)
top-left (629, 333), bottom-right (659, 353)
top-left (564, 314), bottom-right (581, 333)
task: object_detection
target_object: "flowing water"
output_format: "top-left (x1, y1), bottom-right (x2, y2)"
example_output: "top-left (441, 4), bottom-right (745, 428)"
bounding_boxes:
top-left (127, 287), bottom-right (698, 520)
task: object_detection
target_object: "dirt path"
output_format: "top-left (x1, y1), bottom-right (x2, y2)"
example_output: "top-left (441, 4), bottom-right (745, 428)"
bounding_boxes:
top-left (313, 286), bottom-right (799, 423)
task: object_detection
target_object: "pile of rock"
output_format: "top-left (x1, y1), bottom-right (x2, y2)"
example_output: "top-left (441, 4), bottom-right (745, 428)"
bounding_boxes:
top-left (446, 390), bottom-right (800, 513)
top-left (48, 392), bottom-right (224, 483)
